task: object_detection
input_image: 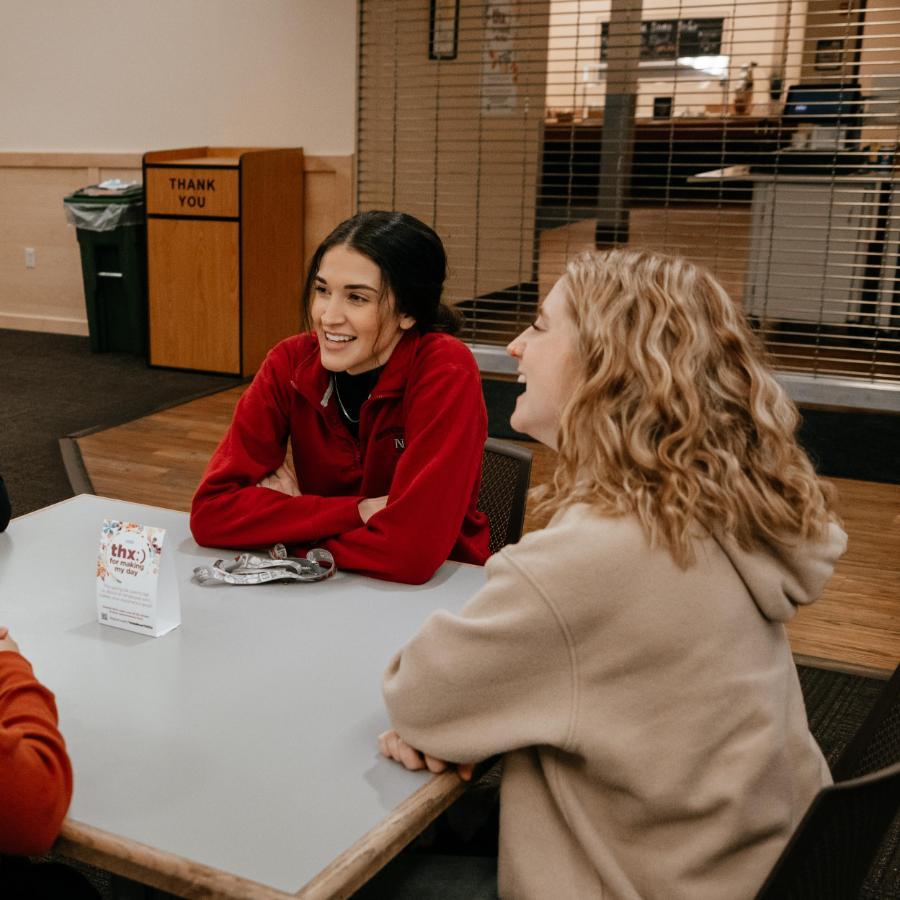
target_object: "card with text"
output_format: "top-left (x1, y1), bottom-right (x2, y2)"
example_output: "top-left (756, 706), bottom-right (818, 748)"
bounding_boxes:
top-left (96, 519), bottom-right (181, 637)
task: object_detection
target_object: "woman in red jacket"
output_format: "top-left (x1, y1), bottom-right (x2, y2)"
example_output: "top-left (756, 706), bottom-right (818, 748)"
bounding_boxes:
top-left (190, 211), bottom-right (490, 584)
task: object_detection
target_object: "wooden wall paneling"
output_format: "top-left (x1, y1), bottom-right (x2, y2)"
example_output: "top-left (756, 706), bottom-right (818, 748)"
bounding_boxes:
top-left (241, 148), bottom-right (305, 374)
top-left (0, 165), bottom-right (96, 333)
top-left (0, 153), bottom-right (143, 334)
top-left (303, 156), bottom-right (354, 268)
top-left (0, 153), bottom-right (142, 168)
top-left (147, 218), bottom-right (240, 373)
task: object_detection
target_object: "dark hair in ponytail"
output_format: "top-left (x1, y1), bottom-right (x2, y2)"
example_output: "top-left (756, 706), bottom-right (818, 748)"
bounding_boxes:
top-left (302, 211), bottom-right (460, 334)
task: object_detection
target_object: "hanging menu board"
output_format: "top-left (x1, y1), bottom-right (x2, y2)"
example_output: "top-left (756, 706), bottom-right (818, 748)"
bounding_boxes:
top-left (600, 18), bottom-right (723, 61)
top-left (679, 19), bottom-right (725, 56)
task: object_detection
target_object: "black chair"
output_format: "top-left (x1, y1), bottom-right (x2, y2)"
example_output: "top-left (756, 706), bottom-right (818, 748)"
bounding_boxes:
top-left (477, 438), bottom-right (533, 554)
top-left (0, 474), bottom-right (10, 532)
top-left (755, 664), bottom-right (900, 899)
top-left (832, 663), bottom-right (900, 781)
top-left (754, 761), bottom-right (900, 900)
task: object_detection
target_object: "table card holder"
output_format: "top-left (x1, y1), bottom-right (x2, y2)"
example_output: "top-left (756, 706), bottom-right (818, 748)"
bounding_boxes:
top-left (96, 519), bottom-right (181, 636)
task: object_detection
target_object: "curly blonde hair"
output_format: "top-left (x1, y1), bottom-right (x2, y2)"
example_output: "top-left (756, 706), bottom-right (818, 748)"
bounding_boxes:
top-left (534, 248), bottom-right (835, 567)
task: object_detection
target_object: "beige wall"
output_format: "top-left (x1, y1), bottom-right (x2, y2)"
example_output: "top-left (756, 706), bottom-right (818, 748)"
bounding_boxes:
top-left (547, 0), bottom-right (806, 118)
top-left (0, 0), bottom-right (357, 154)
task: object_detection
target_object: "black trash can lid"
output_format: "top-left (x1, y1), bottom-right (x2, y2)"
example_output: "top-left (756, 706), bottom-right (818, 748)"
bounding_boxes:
top-left (65, 181), bottom-right (143, 206)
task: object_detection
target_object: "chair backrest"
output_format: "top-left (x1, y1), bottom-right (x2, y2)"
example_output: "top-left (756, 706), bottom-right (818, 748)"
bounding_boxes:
top-left (477, 438), bottom-right (533, 554)
top-left (831, 663), bottom-right (900, 781)
top-left (754, 761), bottom-right (900, 900)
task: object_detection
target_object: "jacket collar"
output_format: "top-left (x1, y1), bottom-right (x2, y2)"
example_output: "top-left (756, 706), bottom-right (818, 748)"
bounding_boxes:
top-left (291, 330), bottom-right (422, 408)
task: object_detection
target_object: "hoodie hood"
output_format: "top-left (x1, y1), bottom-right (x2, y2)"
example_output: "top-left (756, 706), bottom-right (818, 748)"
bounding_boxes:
top-left (714, 521), bottom-right (848, 623)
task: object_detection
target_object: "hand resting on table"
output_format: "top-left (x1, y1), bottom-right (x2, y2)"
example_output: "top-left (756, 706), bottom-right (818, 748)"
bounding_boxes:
top-left (378, 728), bottom-right (473, 782)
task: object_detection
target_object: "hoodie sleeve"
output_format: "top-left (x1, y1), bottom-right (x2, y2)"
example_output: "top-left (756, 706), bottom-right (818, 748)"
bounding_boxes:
top-left (383, 548), bottom-right (575, 762)
top-left (190, 343), bottom-right (364, 549)
top-left (0, 651), bottom-right (73, 856)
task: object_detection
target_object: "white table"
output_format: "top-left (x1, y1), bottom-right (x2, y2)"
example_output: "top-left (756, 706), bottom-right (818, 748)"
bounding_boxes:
top-left (0, 495), bottom-right (487, 899)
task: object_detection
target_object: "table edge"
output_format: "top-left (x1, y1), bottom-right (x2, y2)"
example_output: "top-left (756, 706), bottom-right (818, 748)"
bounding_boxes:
top-left (31, 495), bottom-right (476, 897)
top-left (294, 769), bottom-right (468, 899)
top-left (54, 771), bottom-right (467, 900)
top-left (55, 818), bottom-right (296, 900)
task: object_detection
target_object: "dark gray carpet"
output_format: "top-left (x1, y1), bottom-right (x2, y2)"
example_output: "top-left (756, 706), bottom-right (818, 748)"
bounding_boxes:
top-left (798, 665), bottom-right (900, 900)
top-left (799, 665), bottom-right (886, 767)
top-left (0, 328), bottom-right (242, 517)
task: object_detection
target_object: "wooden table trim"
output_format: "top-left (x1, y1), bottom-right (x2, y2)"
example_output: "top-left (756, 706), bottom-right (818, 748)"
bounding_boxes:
top-left (294, 770), bottom-right (468, 900)
top-left (55, 819), bottom-right (296, 900)
top-left (54, 771), bottom-right (468, 899)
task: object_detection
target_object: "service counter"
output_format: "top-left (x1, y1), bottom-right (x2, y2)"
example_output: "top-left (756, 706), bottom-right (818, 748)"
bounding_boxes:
top-left (540, 117), bottom-right (785, 206)
top-left (692, 165), bottom-right (898, 327)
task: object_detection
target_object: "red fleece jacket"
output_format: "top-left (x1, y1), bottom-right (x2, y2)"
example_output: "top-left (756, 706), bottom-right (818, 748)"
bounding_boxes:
top-left (190, 330), bottom-right (490, 584)
top-left (0, 651), bottom-right (72, 856)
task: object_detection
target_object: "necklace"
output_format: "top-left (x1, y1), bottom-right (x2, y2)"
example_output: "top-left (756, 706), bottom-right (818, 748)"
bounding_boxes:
top-left (332, 375), bottom-right (361, 424)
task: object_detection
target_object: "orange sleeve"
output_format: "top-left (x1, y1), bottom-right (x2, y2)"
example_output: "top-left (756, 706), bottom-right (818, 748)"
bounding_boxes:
top-left (0, 650), bottom-right (73, 855)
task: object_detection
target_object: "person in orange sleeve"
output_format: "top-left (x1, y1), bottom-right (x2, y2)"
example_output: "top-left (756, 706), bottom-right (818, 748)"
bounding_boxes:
top-left (0, 626), bottom-right (71, 856)
top-left (0, 626), bottom-right (97, 897)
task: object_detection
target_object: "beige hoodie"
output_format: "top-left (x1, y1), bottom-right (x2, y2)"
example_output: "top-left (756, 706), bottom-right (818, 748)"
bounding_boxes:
top-left (383, 504), bottom-right (847, 899)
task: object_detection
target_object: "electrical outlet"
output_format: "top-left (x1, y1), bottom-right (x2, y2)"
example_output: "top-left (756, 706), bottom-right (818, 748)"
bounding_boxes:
top-left (24, 247), bottom-right (36, 268)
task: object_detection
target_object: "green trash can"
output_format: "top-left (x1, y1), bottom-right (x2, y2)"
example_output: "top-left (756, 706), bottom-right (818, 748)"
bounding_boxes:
top-left (64, 183), bottom-right (147, 355)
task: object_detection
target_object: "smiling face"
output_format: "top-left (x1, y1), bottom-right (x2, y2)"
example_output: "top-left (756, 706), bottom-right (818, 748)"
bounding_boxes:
top-left (310, 244), bottom-right (416, 375)
top-left (506, 278), bottom-right (580, 449)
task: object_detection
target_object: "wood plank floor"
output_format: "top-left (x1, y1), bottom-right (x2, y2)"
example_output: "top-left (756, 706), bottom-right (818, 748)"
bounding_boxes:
top-left (77, 384), bottom-right (900, 676)
top-left (539, 207), bottom-right (752, 305)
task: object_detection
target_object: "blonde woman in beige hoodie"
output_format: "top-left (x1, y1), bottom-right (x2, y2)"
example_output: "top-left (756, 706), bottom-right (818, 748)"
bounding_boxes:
top-left (375, 249), bottom-right (847, 900)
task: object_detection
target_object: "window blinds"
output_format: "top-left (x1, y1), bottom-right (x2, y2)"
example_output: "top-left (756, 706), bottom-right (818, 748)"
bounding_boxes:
top-left (357, 0), bottom-right (899, 397)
